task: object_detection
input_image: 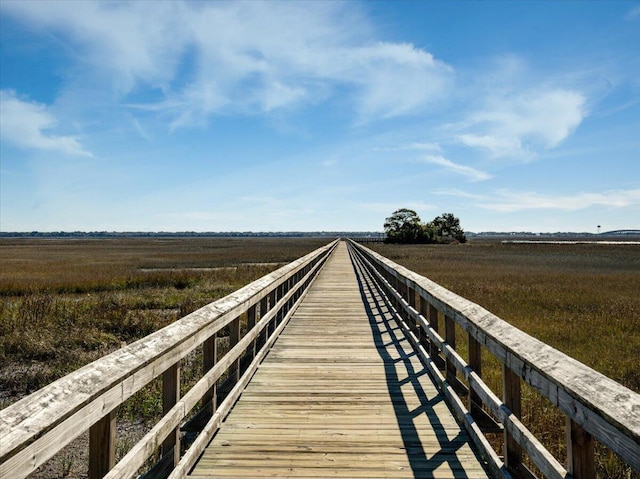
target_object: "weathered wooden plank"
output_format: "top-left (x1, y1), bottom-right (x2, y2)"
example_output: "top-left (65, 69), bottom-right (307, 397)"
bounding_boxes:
top-left (188, 242), bottom-right (489, 479)
top-left (0, 240), bottom-right (338, 478)
top-left (104, 255), bottom-right (332, 479)
top-left (350, 240), bottom-right (640, 472)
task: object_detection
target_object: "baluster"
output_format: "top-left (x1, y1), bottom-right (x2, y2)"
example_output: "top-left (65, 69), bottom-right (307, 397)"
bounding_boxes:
top-left (419, 296), bottom-right (429, 351)
top-left (503, 365), bottom-right (523, 476)
top-left (259, 296), bottom-right (269, 347)
top-left (89, 410), bottom-right (116, 479)
top-left (247, 305), bottom-right (257, 359)
top-left (567, 418), bottom-right (595, 479)
top-left (203, 333), bottom-right (217, 415)
top-left (429, 304), bottom-right (444, 369)
top-left (277, 283), bottom-right (285, 323)
top-left (229, 317), bottom-right (241, 384)
top-left (468, 334), bottom-right (482, 417)
top-left (445, 314), bottom-right (457, 384)
top-left (268, 289), bottom-right (277, 335)
top-left (162, 362), bottom-right (181, 468)
top-left (407, 286), bottom-right (418, 334)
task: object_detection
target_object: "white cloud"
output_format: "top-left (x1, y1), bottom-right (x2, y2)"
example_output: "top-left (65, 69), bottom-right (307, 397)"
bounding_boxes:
top-left (358, 201), bottom-right (436, 215)
top-left (409, 142), bottom-right (442, 152)
top-left (348, 42), bottom-right (454, 121)
top-left (374, 142), bottom-right (442, 152)
top-left (420, 154), bottom-right (492, 182)
top-left (0, 90), bottom-right (93, 157)
top-left (457, 88), bottom-right (587, 159)
top-left (626, 5), bottom-right (640, 20)
top-left (443, 188), bottom-right (640, 212)
top-left (3, 1), bottom-right (453, 127)
top-left (2, 1), bottom-right (188, 94)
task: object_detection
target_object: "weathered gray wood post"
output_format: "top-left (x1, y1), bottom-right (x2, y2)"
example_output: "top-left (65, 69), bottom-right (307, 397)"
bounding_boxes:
top-left (503, 365), bottom-right (523, 477)
top-left (203, 332), bottom-right (217, 413)
top-left (162, 362), bottom-right (181, 467)
top-left (567, 418), bottom-right (595, 479)
top-left (468, 333), bottom-right (483, 418)
top-left (89, 410), bottom-right (116, 479)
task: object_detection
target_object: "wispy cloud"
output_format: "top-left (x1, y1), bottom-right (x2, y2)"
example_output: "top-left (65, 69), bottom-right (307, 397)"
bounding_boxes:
top-left (626, 5), bottom-right (640, 20)
top-left (358, 201), bottom-right (436, 215)
top-left (420, 154), bottom-right (492, 182)
top-left (456, 88), bottom-right (587, 159)
top-left (374, 142), bottom-right (442, 152)
top-left (0, 90), bottom-right (93, 157)
top-left (409, 142), bottom-right (442, 152)
top-left (442, 188), bottom-right (640, 212)
top-left (3, 1), bottom-right (453, 128)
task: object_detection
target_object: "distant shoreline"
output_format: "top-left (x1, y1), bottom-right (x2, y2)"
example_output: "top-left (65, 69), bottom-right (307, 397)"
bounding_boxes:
top-left (502, 240), bottom-right (640, 245)
top-left (0, 230), bottom-right (638, 239)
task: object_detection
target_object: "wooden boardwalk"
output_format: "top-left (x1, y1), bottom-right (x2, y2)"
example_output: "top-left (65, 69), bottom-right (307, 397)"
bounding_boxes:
top-left (188, 242), bottom-right (489, 478)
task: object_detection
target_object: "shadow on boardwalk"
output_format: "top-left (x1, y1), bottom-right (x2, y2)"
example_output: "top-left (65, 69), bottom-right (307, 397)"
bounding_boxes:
top-left (354, 259), bottom-right (476, 479)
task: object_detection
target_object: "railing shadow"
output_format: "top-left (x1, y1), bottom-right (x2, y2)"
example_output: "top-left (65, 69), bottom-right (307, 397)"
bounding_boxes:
top-left (353, 256), bottom-right (476, 479)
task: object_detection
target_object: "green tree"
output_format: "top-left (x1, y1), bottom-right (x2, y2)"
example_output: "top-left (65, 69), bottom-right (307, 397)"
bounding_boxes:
top-left (384, 209), bottom-right (466, 244)
top-left (383, 208), bottom-right (427, 244)
top-left (428, 213), bottom-right (466, 243)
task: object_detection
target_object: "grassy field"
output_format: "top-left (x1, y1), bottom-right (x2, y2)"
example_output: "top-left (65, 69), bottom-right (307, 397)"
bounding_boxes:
top-left (0, 236), bottom-right (330, 403)
top-left (1, 237), bottom-right (638, 478)
top-left (368, 240), bottom-right (640, 478)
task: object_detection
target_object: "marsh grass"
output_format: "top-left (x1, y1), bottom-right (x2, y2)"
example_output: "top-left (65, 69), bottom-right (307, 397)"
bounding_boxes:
top-left (1, 237), bottom-right (330, 478)
top-left (370, 240), bottom-right (640, 478)
top-left (2, 237), bottom-right (637, 478)
top-left (0, 237), bottom-right (328, 404)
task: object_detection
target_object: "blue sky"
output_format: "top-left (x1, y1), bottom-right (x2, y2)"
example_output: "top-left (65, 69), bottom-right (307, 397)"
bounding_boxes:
top-left (1, 1), bottom-right (638, 233)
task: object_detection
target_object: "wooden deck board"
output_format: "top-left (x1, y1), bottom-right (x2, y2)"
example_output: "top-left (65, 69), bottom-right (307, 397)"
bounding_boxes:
top-left (188, 242), bottom-right (489, 478)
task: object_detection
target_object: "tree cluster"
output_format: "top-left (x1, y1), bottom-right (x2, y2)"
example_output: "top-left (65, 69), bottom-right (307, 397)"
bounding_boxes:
top-left (383, 208), bottom-right (467, 244)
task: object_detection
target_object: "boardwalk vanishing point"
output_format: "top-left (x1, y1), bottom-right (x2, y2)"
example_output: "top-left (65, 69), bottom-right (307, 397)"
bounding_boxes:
top-left (189, 241), bottom-right (488, 478)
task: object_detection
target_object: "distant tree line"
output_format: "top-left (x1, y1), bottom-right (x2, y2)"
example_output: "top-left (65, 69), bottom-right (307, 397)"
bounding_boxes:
top-left (384, 208), bottom-right (466, 244)
top-left (0, 231), bottom-right (379, 239)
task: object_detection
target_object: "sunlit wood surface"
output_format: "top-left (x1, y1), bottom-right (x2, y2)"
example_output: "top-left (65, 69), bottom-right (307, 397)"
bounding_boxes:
top-left (188, 242), bottom-right (489, 478)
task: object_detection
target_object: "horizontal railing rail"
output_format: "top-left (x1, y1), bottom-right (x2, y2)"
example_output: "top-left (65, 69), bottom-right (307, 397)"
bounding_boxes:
top-left (347, 239), bottom-right (640, 479)
top-left (0, 239), bottom-right (339, 479)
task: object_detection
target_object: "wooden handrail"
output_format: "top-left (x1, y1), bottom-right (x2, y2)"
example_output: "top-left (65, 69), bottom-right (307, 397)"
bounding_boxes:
top-left (348, 239), bottom-right (640, 478)
top-left (0, 239), bottom-right (338, 479)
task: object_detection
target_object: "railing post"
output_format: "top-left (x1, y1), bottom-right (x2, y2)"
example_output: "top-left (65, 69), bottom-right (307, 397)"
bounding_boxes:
top-left (260, 295), bottom-right (269, 346)
top-left (429, 304), bottom-right (444, 369)
top-left (567, 417), bottom-right (595, 479)
top-left (203, 333), bottom-right (217, 414)
top-left (276, 283), bottom-right (285, 324)
top-left (503, 365), bottom-right (523, 476)
top-left (445, 314), bottom-right (457, 384)
top-left (268, 289), bottom-right (277, 335)
top-left (287, 277), bottom-right (294, 308)
top-left (247, 304), bottom-right (257, 359)
top-left (162, 362), bottom-right (180, 468)
top-left (418, 296), bottom-right (429, 351)
top-left (407, 286), bottom-right (418, 335)
top-left (468, 333), bottom-right (482, 417)
top-left (391, 275), bottom-right (400, 310)
top-left (229, 316), bottom-right (241, 384)
top-left (89, 410), bottom-right (115, 479)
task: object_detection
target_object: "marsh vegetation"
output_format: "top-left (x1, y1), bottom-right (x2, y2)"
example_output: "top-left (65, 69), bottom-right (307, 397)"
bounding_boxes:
top-left (1, 237), bottom-right (638, 478)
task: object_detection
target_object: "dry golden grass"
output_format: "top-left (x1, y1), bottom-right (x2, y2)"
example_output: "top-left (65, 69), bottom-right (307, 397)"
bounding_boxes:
top-left (1, 237), bottom-right (638, 478)
top-left (0, 237), bottom-right (330, 403)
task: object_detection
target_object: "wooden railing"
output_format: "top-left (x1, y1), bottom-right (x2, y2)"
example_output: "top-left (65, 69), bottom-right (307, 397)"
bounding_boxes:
top-left (0, 239), bottom-right (338, 479)
top-left (347, 239), bottom-right (640, 479)
top-left (348, 235), bottom-right (386, 244)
